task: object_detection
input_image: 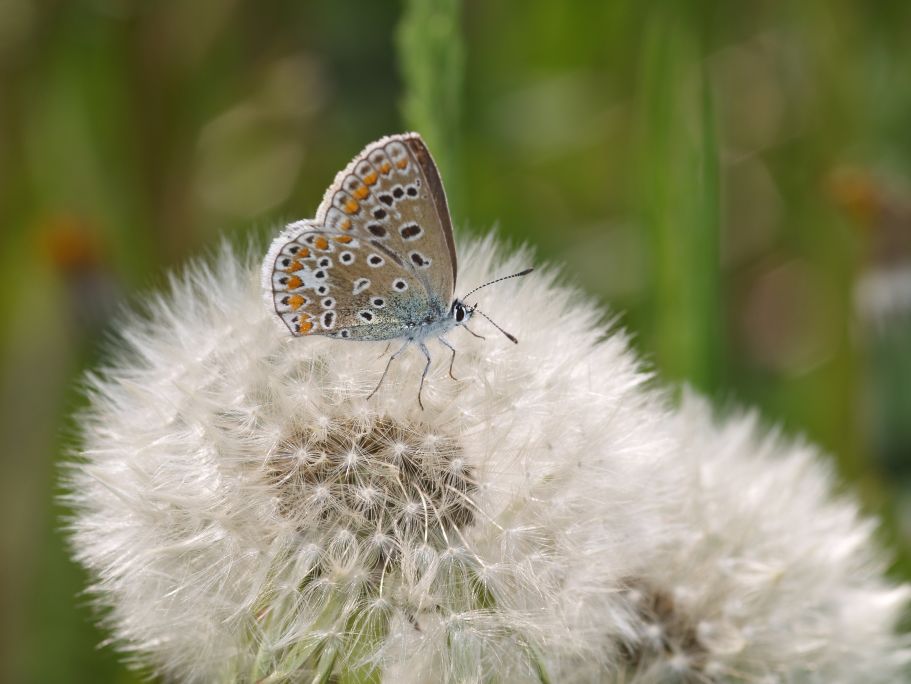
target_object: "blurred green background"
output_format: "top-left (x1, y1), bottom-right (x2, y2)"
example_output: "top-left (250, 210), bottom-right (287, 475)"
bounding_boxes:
top-left (2, 1), bottom-right (911, 681)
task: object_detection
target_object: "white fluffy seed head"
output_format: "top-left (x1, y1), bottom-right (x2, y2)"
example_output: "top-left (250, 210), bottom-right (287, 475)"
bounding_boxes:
top-left (63, 235), bottom-right (910, 683)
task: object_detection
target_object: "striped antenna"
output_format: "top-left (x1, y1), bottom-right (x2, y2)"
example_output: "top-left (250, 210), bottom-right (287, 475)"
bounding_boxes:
top-left (463, 268), bottom-right (533, 302)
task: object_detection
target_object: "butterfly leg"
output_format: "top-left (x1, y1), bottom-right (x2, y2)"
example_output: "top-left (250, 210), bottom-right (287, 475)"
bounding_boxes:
top-left (437, 336), bottom-right (458, 381)
top-left (375, 341), bottom-right (392, 361)
top-left (461, 324), bottom-right (486, 340)
top-left (416, 342), bottom-right (432, 411)
top-left (366, 340), bottom-right (410, 402)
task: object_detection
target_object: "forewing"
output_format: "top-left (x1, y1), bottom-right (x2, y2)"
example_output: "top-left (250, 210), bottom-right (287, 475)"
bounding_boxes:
top-left (315, 133), bottom-right (457, 304)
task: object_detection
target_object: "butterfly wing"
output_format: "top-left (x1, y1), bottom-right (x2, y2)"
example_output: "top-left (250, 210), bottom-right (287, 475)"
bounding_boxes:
top-left (315, 133), bottom-right (456, 306)
top-left (263, 133), bottom-right (458, 339)
top-left (264, 221), bottom-right (426, 339)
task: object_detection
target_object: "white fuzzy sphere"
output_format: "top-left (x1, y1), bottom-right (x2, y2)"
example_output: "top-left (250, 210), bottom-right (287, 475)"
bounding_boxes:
top-left (65, 235), bottom-right (909, 683)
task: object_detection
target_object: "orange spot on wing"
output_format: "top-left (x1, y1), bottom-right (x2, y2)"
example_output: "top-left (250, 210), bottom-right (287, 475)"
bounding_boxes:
top-left (353, 185), bottom-right (369, 200)
top-left (284, 260), bottom-right (304, 272)
top-left (339, 219), bottom-right (352, 231)
top-left (363, 171), bottom-right (378, 185)
top-left (313, 236), bottom-right (329, 250)
top-left (380, 162), bottom-right (391, 174)
top-left (343, 198), bottom-right (360, 214)
top-left (288, 294), bottom-right (306, 310)
top-left (396, 159), bottom-right (407, 169)
top-left (335, 235), bottom-right (353, 244)
top-left (286, 275), bottom-right (303, 289)
top-left (297, 320), bottom-right (313, 334)
top-left (299, 247), bottom-right (310, 258)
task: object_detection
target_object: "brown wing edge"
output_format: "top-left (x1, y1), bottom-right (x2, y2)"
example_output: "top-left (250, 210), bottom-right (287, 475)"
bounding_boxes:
top-left (404, 135), bottom-right (458, 291)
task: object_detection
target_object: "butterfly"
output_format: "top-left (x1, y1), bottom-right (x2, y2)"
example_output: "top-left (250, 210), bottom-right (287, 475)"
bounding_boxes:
top-left (262, 132), bottom-right (531, 409)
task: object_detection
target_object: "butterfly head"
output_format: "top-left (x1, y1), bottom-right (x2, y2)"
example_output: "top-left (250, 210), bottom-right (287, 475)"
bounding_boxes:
top-left (450, 299), bottom-right (474, 325)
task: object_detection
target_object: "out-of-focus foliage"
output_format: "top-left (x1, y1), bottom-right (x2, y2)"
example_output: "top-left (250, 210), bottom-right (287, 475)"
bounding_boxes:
top-left (0, 1), bottom-right (909, 681)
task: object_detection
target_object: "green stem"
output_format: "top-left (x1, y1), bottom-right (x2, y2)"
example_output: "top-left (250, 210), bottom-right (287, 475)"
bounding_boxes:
top-left (396, 0), bottom-right (464, 212)
top-left (638, 10), bottom-right (723, 395)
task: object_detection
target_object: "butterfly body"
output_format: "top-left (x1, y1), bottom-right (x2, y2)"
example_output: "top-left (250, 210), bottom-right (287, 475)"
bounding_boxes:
top-left (263, 133), bottom-right (525, 407)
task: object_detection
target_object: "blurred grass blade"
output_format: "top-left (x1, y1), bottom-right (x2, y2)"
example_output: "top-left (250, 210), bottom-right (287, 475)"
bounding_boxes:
top-left (638, 15), bottom-right (723, 394)
top-left (396, 0), bottom-right (464, 210)
top-left (695, 68), bottom-right (723, 390)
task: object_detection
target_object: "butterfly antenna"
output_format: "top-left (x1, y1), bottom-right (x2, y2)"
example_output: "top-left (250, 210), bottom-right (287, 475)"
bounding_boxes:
top-left (463, 268), bottom-right (534, 301)
top-left (474, 309), bottom-right (518, 344)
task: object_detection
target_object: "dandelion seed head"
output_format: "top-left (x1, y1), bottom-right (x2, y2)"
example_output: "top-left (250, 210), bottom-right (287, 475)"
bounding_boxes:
top-left (64, 236), bottom-right (909, 682)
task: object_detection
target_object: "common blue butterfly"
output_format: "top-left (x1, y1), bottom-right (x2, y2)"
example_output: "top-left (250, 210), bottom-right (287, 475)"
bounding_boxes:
top-left (263, 133), bottom-right (531, 408)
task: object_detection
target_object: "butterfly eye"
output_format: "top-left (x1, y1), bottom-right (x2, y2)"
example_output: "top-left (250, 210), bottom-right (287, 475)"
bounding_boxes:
top-left (455, 306), bottom-right (465, 322)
